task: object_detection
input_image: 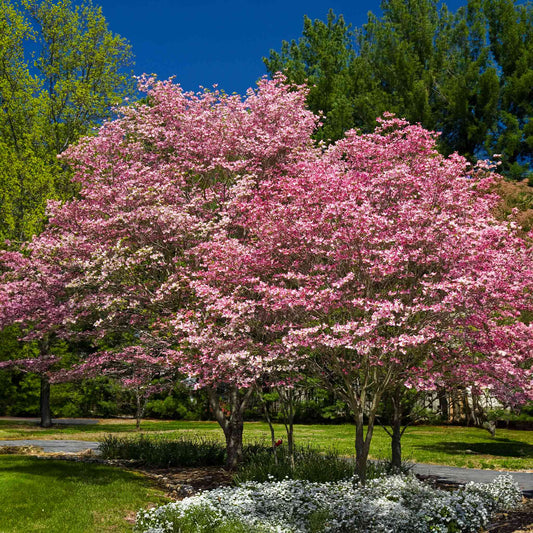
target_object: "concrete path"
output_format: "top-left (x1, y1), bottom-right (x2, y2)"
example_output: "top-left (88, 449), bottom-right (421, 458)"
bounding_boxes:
top-left (0, 439), bottom-right (100, 454)
top-left (411, 463), bottom-right (533, 497)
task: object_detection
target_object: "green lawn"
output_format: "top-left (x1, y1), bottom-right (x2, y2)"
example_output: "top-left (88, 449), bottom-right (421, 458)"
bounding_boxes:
top-left (1, 418), bottom-right (532, 470)
top-left (0, 455), bottom-right (169, 533)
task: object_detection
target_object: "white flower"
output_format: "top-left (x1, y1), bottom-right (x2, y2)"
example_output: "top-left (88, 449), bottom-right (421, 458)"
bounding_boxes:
top-left (135, 474), bottom-right (522, 533)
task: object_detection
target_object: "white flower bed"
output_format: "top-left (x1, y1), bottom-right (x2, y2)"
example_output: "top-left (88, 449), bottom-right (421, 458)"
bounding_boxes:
top-left (135, 474), bottom-right (522, 533)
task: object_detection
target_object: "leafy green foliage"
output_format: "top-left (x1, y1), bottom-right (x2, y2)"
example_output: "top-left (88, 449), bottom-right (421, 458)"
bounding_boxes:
top-left (264, 0), bottom-right (533, 179)
top-left (0, 0), bottom-right (134, 243)
top-left (99, 434), bottom-right (227, 467)
top-left (234, 444), bottom-right (356, 484)
top-left (265, 10), bottom-right (357, 142)
top-left (0, 0), bottom-right (135, 418)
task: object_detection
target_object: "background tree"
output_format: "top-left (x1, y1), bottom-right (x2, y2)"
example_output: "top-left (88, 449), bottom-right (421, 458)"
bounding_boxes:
top-left (264, 0), bottom-right (532, 180)
top-left (482, 0), bottom-right (533, 179)
top-left (264, 10), bottom-right (357, 143)
top-left (56, 347), bottom-right (175, 429)
top-left (0, 0), bottom-right (134, 425)
top-left (0, 0), bottom-right (134, 242)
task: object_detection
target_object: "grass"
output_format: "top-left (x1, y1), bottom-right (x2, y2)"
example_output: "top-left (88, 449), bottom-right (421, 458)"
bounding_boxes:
top-left (0, 455), bottom-right (169, 533)
top-left (1, 418), bottom-right (532, 470)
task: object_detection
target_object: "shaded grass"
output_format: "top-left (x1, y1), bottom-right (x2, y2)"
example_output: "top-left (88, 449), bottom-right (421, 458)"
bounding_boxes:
top-left (0, 418), bottom-right (222, 441)
top-left (0, 455), bottom-right (169, 533)
top-left (1, 419), bottom-right (532, 470)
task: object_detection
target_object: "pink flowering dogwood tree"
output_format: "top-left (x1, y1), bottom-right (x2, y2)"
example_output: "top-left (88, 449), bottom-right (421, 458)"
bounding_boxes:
top-left (0, 75), bottom-right (317, 467)
top-left (0, 246), bottom-right (74, 427)
top-left (209, 115), bottom-right (533, 479)
top-left (55, 346), bottom-right (175, 429)
top-left (2, 71), bottom-right (531, 478)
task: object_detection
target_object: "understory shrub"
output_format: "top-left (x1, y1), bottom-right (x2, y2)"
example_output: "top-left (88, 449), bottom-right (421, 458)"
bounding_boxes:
top-left (98, 434), bottom-right (226, 467)
top-left (235, 445), bottom-right (356, 484)
top-left (100, 435), bottom-right (411, 484)
top-left (135, 474), bottom-right (522, 533)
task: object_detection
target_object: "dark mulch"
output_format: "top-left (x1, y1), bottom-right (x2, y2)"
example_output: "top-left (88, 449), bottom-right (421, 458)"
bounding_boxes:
top-left (132, 465), bottom-right (233, 499)
top-left (485, 498), bottom-right (533, 533)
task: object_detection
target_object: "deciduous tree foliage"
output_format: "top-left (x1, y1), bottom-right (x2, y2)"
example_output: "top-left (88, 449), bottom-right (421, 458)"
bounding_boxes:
top-left (206, 114), bottom-right (532, 480)
top-left (1, 77), bottom-right (531, 476)
top-left (56, 347), bottom-right (175, 429)
top-left (0, 0), bottom-right (134, 242)
top-left (0, 75), bottom-right (317, 466)
top-left (0, 0), bottom-right (134, 425)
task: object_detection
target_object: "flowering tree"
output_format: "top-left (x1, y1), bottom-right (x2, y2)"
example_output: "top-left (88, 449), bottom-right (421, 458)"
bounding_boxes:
top-left (0, 247), bottom-right (73, 426)
top-left (0, 75), bottom-right (317, 467)
top-left (2, 70), bottom-right (531, 478)
top-left (55, 346), bottom-right (175, 429)
top-left (213, 115), bottom-right (533, 480)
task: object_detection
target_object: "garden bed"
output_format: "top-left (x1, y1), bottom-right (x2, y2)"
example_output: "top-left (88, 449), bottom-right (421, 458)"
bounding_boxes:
top-left (3, 444), bottom-right (531, 532)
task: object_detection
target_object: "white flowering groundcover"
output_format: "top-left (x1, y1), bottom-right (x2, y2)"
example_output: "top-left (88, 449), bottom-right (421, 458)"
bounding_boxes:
top-left (135, 473), bottom-right (522, 533)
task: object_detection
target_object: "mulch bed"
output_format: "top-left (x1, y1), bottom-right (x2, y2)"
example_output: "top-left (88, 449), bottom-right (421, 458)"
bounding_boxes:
top-left (133, 465), bottom-right (233, 498)
top-left (485, 499), bottom-right (533, 532)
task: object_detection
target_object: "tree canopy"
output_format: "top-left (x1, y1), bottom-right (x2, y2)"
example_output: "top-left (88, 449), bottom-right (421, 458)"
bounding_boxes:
top-left (0, 0), bottom-right (134, 243)
top-left (264, 0), bottom-right (533, 180)
top-left (1, 76), bottom-right (531, 476)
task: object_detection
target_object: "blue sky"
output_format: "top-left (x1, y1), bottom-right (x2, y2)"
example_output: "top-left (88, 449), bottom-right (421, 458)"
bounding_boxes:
top-left (97, 0), bottom-right (467, 95)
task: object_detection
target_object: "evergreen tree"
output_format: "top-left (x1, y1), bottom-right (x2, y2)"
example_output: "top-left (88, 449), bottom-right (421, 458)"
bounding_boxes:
top-left (264, 10), bottom-right (359, 142)
top-left (264, 0), bottom-right (532, 179)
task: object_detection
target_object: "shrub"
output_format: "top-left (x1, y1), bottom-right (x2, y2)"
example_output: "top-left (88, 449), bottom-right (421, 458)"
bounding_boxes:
top-left (98, 434), bottom-right (226, 467)
top-left (236, 445), bottom-right (355, 484)
top-left (135, 474), bottom-right (522, 533)
top-left (365, 458), bottom-right (414, 479)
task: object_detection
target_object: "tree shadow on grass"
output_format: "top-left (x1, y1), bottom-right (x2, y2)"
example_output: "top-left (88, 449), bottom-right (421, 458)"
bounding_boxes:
top-left (0, 419), bottom-right (221, 435)
top-left (0, 456), bottom-right (150, 486)
top-left (416, 438), bottom-right (533, 458)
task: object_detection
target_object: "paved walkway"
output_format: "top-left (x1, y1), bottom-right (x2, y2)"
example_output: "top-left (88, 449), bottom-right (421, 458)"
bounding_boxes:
top-left (0, 439), bottom-right (100, 454)
top-left (411, 463), bottom-right (533, 497)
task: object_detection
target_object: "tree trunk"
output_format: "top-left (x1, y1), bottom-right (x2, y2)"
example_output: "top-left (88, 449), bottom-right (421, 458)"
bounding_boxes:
top-left (223, 412), bottom-right (244, 470)
top-left (259, 388), bottom-right (278, 464)
top-left (352, 387), bottom-right (383, 484)
top-left (354, 410), bottom-right (373, 484)
top-left (208, 386), bottom-right (252, 470)
top-left (286, 419), bottom-right (294, 470)
top-left (437, 387), bottom-right (449, 421)
top-left (463, 389), bottom-right (474, 425)
top-left (390, 389), bottom-right (403, 470)
top-left (280, 386), bottom-right (295, 470)
top-left (472, 393), bottom-right (496, 437)
top-left (40, 376), bottom-right (52, 428)
top-left (135, 390), bottom-right (143, 431)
